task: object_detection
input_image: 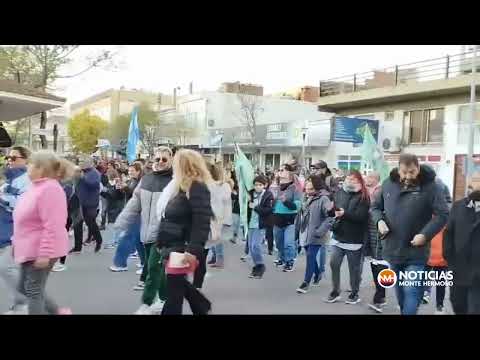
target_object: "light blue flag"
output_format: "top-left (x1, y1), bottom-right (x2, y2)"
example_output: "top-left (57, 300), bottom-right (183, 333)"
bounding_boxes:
top-left (126, 106), bottom-right (140, 164)
top-left (234, 143), bottom-right (255, 239)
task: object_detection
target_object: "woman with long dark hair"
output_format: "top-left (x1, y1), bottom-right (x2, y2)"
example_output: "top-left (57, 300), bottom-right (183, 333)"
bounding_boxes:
top-left (325, 170), bottom-right (370, 305)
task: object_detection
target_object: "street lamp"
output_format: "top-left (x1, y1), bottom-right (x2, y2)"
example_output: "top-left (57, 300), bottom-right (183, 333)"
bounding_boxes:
top-left (466, 45), bottom-right (478, 196)
top-left (301, 126), bottom-right (308, 175)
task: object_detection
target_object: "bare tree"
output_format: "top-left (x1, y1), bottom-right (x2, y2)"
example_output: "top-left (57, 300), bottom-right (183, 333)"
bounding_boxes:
top-left (1, 45), bottom-right (120, 148)
top-left (235, 92), bottom-right (263, 167)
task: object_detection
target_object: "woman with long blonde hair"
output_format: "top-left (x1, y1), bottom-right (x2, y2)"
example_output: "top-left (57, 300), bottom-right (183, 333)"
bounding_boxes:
top-left (12, 151), bottom-right (75, 314)
top-left (156, 149), bottom-right (214, 315)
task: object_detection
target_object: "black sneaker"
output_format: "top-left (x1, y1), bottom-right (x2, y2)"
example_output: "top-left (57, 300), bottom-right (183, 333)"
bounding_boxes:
top-left (345, 292), bottom-right (361, 305)
top-left (268, 250), bottom-right (273, 255)
top-left (248, 266), bottom-right (258, 278)
top-left (368, 303), bottom-right (384, 313)
top-left (69, 248), bottom-right (81, 254)
top-left (255, 265), bottom-right (265, 278)
top-left (296, 282), bottom-right (309, 294)
top-left (229, 238), bottom-right (237, 244)
top-left (208, 257), bottom-right (216, 265)
top-left (283, 263), bottom-right (294, 272)
top-left (422, 292), bottom-right (430, 305)
top-left (274, 259), bottom-right (284, 267)
top-left (325, 291), bottom-right (341, 303)
top-left (94, 242), bottom-right (102, 253)
top-left (312, 274), bottom-right (322, 286)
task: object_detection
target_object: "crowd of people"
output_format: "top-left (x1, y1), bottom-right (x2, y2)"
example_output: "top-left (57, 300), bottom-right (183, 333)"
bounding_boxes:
top-left (1, 144), bottom-right (480, 315)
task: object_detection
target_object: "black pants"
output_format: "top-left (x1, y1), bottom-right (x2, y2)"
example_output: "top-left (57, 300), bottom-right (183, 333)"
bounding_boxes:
top-left (73, 207), bottom-right (102, 251)
top-left (371, 262), bottom-right (388, 302)
top-left (140, 243), bottom-right (153, 283)
top-left (193, 248), bottom-right (210, 289)
top-left (450, 277), bottom-right (480, 314)
top-left (162, 274), bottom-right (212, 315)
top-left (59, 218), bottom-right (73, 265)
top-left (265, 226), bottom-right (274, 253)
top-left (425, 265), bottom-right (448, 308)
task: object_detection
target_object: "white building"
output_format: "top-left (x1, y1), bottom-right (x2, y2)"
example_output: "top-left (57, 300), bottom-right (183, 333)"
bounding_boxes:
top-left (317, 49), bottom-right (480, 200)
top-left (171, 91), bottom-right (333, 170)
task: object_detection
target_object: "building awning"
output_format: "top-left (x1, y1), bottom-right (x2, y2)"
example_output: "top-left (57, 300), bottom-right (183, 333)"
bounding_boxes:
top-left (0, 80), bottom-right (66, 122)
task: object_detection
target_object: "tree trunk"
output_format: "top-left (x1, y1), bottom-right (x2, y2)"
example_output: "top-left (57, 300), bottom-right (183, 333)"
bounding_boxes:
top-left (39, 111), bottom-right (47, 149)
top-left (53, 124), bottom-right (58, 152)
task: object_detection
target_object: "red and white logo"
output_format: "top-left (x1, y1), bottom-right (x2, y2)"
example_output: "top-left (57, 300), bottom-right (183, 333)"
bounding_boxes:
top-left (377, 269), bottom-right (397, 288)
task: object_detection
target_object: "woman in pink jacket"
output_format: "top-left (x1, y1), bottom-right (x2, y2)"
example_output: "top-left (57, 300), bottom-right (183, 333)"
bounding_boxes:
top-left (12, 152), bottom-right (74, 315)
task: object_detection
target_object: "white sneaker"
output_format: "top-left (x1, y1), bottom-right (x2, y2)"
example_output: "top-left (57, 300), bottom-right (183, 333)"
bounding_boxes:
top-left (149, 299), bottom-right (165, 314)
top-left (52, 263), bottom-right (67, 272)
top-left (134, 304), bottom-right (154, 315)
top-left (136, 263), bottom-right (143, 269)
top-left (133, 281), bottom-right (145, 291)
top-left (4, 304), bottom-right (28, 315)
top-left (109, 265), bottom-right (128, 272)
top-left (136, 268), bottom-right (143, 275)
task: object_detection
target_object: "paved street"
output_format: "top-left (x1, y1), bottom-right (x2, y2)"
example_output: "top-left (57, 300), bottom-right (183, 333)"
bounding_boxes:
top-left (0, 229), bottom-right (452, 315)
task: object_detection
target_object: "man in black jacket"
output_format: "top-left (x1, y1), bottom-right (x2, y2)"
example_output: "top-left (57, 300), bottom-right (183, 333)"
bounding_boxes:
top-left (444, 173), bottom-right (480, 314)
top-left (371, 154), bottom-right (449, 315)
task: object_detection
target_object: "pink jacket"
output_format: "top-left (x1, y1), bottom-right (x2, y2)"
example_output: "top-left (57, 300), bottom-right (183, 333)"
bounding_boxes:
top-left (12, 178), bottom-right (68, 264)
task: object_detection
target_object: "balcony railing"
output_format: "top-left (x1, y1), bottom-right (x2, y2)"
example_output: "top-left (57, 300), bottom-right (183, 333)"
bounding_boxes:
top-left (319, 49), bottom-right (480, 97)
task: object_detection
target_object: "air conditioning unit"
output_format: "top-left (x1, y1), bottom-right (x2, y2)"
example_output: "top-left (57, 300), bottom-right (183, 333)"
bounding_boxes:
top-left (382, 137), bottom-right (401, 153)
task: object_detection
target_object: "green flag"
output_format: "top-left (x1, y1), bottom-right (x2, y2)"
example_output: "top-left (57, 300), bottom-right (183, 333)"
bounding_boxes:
top-left (234, 143), bottom-right (255, 239)
top-left (360, 124), bottom-right (390, 182)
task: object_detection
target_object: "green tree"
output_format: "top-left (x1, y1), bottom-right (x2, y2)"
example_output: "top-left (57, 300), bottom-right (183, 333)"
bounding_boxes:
top-left (109, 102), bottom-right (157, 146)
top-left (68, 110), bottom-right (108, 154)
top-left (0, 45), bottom-right (119, 148)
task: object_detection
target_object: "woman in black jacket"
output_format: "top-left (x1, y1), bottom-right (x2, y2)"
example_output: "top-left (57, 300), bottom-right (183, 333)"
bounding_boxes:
top-left (326, 170), bottom-right (370, 305)
top-left (157, 149), bottom-right (214, 315)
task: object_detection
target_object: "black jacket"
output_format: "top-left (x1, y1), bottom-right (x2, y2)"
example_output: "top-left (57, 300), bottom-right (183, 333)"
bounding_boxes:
top-left (332, 189), bottom-right (370, 244)
top-left (157, 181), bottom-right (213, 259)
top-left (100, 182), bottom-right (124, 223)
top-left (371, 165), bottom-right (449, 265)
top-left (443, 197), bottom-right (480, 286)
top-left (246, 190), bottom-right (274, 230)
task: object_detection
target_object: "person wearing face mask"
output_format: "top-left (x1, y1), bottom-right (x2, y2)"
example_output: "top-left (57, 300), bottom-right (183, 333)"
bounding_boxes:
top-left (326, 170), bottom-right (370, 305)
top-left (272, 164), bottom-right (303, 272)
top-left (371, 154), bottom-right (449, 315)
top-left (0, 146), bottom-right (31, 314)
top-left (295, 175), bottom-right (334, 294)
top-left (115, 146), bottom-right (173, 315)
top-left (444, 172), bottom-right (480, 314)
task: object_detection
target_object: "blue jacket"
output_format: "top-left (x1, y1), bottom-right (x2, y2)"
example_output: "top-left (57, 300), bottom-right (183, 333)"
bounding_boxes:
top-left (0, 166), bottom-right (31, 248)
top-left (76, 167), bottom-right (101, 209)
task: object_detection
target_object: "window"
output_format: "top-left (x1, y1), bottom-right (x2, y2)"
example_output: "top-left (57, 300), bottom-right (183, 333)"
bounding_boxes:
top-left (223, 154), bottom-right (235, 165)
top-left (264, 154), bottom-right (280, 170)
top-left (457, 104), bottom-right (480, 145)
top-left (403, 108), bottom-right (444, 144)
top-left (385, 111), bottom-right (394, 121)
top-left (337, 155), bottom-right (361, 171)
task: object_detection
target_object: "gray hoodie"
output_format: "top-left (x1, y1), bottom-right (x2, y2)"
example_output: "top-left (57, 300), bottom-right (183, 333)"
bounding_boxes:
top-left (295, 189), bottom-right (334, 246)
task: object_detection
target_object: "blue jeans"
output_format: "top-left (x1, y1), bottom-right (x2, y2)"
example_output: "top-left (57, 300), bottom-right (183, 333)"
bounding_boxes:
top-left (232, 213), bottom-right (243, 240)
top-left (248, 228), bottom-right (265, 266)
top-left (113, 220), bottom-right (141, 268)
top-left (274, 224), bottom-right (296, 265)
top-left (390, 262), bottom-right (426, 315)
top-left (304, 244), bottom-right (326, 283)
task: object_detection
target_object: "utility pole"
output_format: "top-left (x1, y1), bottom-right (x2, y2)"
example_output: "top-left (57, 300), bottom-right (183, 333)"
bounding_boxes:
top-left (466, 45), bottom-right (478, 196)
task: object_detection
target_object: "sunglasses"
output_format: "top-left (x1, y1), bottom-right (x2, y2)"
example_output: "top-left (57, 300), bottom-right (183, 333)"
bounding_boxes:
top-left (6, 156), bottom-right (24, 162)
top-left (155, 157), bottom-right (169, 163)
